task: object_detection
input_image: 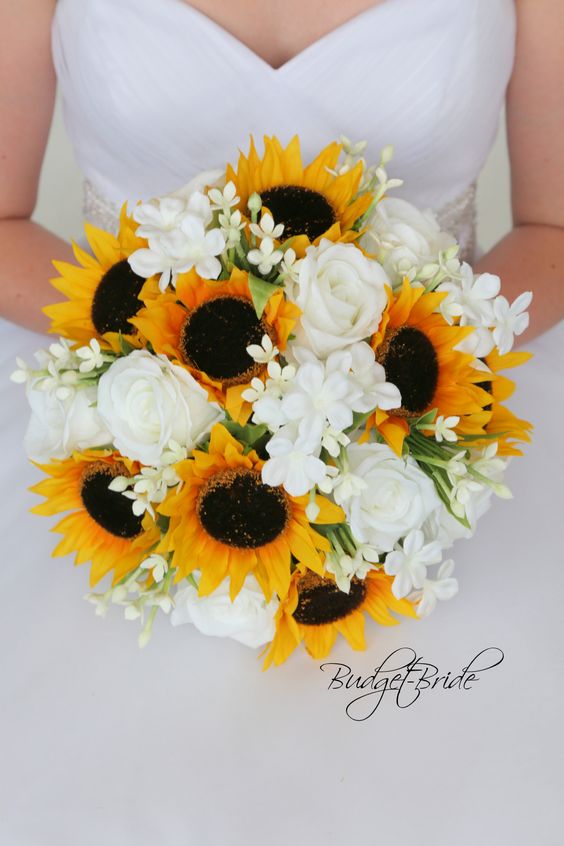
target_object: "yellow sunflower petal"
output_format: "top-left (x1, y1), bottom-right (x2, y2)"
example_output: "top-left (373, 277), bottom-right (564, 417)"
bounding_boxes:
top-left (301, 624), bottom-right (338, 659)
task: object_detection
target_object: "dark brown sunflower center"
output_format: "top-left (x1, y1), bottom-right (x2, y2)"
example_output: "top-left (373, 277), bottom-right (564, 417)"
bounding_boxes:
top-left (91, 259), bottom-right (145, 335)
top-left (179, 295), bottom-right (269, 385)
top-left (197, 468), bottom-right (290, 549)
top-left (477, 359), bottom-right (493, 412)
top-left (293, 573), bottom-right (367, 625)
top-left (377, 326), bottom-right (439, 415)
top-left (80, 462), bottom-right (143, 539)
top-left (259, 185), bottom-right (336, 241)
top-left (480, 380), bottom-right (493, 412)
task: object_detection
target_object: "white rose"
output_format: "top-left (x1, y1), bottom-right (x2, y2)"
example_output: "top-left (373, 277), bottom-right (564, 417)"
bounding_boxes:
top-left (344, 442), bottom-right (441, 552)
top-left (24, 382), bottom-right (111, 463)
top-left (171, 574), bottom-right (278, 649)
top-left (169, 168), bottom-right (224, 202)
top-left (289, 239), bottom-right (389, 359)
top-left (361, 197), bottom-right (456, 285)
top-left (97, 349), bottom-right (223, 466)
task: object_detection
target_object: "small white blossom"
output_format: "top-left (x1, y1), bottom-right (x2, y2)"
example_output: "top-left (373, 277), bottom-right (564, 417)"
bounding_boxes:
top-left (438, 264), bottom-right (500, 326)
top-left (279, 248), bottom-right (300, 284)
top-left (414, 559), bottom-right (458, 617)
top-left (321, 427), bottom-right (350, 458)
top-left (47, 338), bottom-right (75, 368)
top-left (246, 334), bottom-right (279, 364)
top-left (347, 342), bottom-right (402, 413)
top-left (108, 475), bottom-right (129, 493)
top-left (129, 197), bottom-right (226, 290)
top-left (75, 338), bottom-right (105, 373)
top-left (246, 360), bottom-right (296, 431)
top-left (454, 325), bottom-right (496, 358)
top-left (280, 350), bottom-right (368, 452)
top-left (160, 438), bottom-right (189, 466)
top-left (332, 471), bottom-right (368, 506)
top-left (247, 237), bottom-right (284, 275)
top-left (249, 212), bottom-right (284, 241)
top-left (445, 451), bottom-right (468, 484)
top-left (10, 357), bottom-right (33, 384)
top-left (208, 181), bottom-right (239, 214)
top-left (449, 476), bottom-right (484, 519)
top-left (266, 359), bottom-right (296, 384)
top-left (384, 529), bottom-right (444, 599)
top-left (85, 592), bottom-right (111, 618)
top-left (422, 414), bottom-right (460, 443)
top-left (317, 464), bottom-right (340, 495)
top-left (492, 291), bottom-right (533, 355)
top-left (325, 548), bottom-right (373, 593)
top-left (262, 426), bottom-right (328, 497)
top-left (241, 377), bottom-right (266, 405)
top-left (140, 553), bottom-right (169, 583)
top-left (248, 393), bottom-right (286, 431)
top-left (470, 443), bottom-right (512, 500)
top-left (358, 545), bottom-right (380, 564)
top-left (219, 208), bottom-right (245, 248)
top-left (121, 488), bottom-right (154, 518)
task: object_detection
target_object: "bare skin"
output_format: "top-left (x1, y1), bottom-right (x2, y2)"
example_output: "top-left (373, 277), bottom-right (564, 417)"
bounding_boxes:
top-left (0, 0), bottom-right (563, 338)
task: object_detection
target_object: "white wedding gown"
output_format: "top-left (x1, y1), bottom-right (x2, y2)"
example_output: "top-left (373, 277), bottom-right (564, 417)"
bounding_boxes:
top-left (1, 1), bottom-right (563, 843)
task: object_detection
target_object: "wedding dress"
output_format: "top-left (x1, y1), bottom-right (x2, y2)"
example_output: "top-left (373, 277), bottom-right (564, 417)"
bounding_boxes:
top-left (1, 1), bottom-right (562, 843)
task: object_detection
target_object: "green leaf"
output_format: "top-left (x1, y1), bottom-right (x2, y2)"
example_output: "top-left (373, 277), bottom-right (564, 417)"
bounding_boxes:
top-left (222, 420), bottom-right (269, 448)
top-left (156, 514), bottom-right (170, 533)
top-left (414, 408), bottom-right (438, 428)
top-left (457, 431), bottom-right (510, 442)
top-left (248, 273), bottom-right (278, 318)
top-left (117, 333), bottom-right (136, 356)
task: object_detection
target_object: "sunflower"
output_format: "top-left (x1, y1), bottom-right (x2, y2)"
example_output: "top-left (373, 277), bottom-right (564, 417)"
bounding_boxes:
top-left (157, 424), bottom-right (344, 602)
top-left (261, 569), bottom-right (416, 669)
top-left (226, 135), bottom-right (373, 252)
top-left (471, 348), bottom-right (533, 456)
top-left (30, 450), bottom-right (160, 587)
top-left (367, 278), bottom-right (493, 455)
top-left (44, 206), bottom-right (157, 350)
top-left (131, 266), bottom-right (300, 422)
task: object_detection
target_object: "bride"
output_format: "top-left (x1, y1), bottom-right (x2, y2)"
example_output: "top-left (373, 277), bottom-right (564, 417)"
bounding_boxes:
top-left (0, 1), bottom-right (562, 843)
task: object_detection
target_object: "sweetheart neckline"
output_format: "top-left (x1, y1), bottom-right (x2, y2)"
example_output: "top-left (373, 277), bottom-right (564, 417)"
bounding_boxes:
top-left (169, 0), bottom-right (398, 73)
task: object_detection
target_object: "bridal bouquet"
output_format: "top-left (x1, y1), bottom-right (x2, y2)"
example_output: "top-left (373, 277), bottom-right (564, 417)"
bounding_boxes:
top-left (13, 137), bottom-right (532, 667)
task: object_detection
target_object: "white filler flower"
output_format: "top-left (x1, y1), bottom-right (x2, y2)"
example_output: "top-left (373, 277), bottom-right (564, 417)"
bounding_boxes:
top-left (384, 529), bottom-right (444, 599)
top-left (171, 574), bottom-right (278, 649)
top-left (129, 188), bottom-right (226, 290)
top-left (414, 560), bottom-right (459, 617)
top-left (97, 349), bottom-right (223, 466)
top-left (261, 424), bottom-right (328, 497)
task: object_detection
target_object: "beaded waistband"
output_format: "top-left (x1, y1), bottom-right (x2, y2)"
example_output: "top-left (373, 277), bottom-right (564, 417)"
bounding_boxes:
top-left (83, 179), bottom-right (477, 262)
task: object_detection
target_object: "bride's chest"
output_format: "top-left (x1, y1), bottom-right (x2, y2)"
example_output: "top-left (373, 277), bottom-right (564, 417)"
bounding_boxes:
top-left (172, 0), bottom-right (389, 70)
top-left (52, 0), bottom-right (515, 210)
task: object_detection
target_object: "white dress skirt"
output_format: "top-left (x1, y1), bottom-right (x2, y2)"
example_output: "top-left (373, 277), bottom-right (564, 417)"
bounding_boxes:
top-left (0, 0), bottom-right (562, 843)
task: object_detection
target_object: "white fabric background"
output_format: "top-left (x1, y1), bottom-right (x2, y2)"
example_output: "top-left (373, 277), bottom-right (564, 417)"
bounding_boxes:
top-left (1, 62), bottom-right (562, 846)
top-left (35, 94), bottom-right (512, 252)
